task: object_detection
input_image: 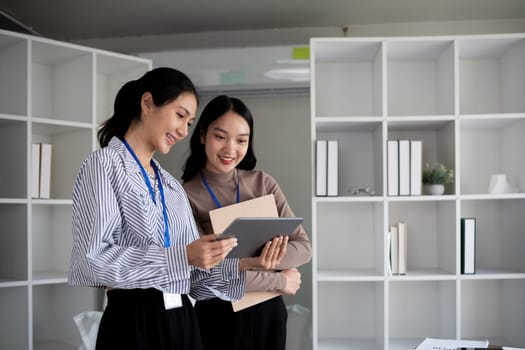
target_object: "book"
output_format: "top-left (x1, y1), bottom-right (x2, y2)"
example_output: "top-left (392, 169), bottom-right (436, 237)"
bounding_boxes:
top-left (389, 224), bottom-right (399, 274)
top-left (461, 217), bottom-right (476, 274)
top-left (39, 143), bottom-right (52, 199)
top-left (387, 140), bottom-right (399, 196)
top-left (209, 194), bottom-right (281, 312)
top-left (397, 222), bottom-right (407, 275)
top-left (398, 140), bottom-right (410, 196)
top-left (327, 140), bottom-right (338, 196)
top-left (315, 140), bottom-right (327, 196)
top-left (387, 231), bottom-right (392, 275)
top-left (31, 143), bottom-right (41, 198)
top-left (410, 140), bottom-right (422, 195)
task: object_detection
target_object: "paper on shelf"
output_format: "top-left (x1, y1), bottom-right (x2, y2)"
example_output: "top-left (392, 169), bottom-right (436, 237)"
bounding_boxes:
top-left (415, 337), bottom-right (489, 350)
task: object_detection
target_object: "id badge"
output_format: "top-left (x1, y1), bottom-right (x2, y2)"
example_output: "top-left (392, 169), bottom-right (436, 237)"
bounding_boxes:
top-left (163, 292), bottom-right (182, 310)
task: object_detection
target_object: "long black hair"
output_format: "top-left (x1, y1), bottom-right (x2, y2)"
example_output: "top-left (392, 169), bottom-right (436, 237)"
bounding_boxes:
top-left (97, 67), bottom-right (198, 147)
top-left (181, 95), bottom-right (257, 182)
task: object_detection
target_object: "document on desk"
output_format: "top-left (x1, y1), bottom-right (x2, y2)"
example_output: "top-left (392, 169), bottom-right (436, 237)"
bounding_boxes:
top-left (209, 194), bottom-right (282, 312)
top-left (415, 337), bottom-right (489, 350)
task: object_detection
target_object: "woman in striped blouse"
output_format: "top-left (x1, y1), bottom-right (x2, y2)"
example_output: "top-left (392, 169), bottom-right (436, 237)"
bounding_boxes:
top-left (68, 68), bottom-right (282, 350)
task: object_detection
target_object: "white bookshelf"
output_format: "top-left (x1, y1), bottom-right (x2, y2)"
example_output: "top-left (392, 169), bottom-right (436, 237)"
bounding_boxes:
top-left (0, 29), bottom-right (151, 350)
top-left (311, 34), bottom-right (525, 350)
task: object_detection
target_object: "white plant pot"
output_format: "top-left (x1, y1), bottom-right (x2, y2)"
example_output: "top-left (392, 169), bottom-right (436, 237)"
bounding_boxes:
top-left (423, 184), bottom-right (445, 195)
top-left (488, 173), bottom-right (515, 194)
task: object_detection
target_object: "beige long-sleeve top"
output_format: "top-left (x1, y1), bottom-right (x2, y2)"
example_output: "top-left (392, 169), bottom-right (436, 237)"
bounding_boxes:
top-left (183, 168), bottom-right (312, 293)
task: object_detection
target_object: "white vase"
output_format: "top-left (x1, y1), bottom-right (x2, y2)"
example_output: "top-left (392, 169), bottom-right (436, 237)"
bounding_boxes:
top-left (424, 184), bottom-right (445, 195)
top-left (488, 173), bottom-right (514, 194)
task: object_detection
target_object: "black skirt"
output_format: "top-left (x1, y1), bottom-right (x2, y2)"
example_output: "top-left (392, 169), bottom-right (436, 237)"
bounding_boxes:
top-left (96, 288), bottom-right (203, 350)
top-left (195, 295), bottom-right (288, 350)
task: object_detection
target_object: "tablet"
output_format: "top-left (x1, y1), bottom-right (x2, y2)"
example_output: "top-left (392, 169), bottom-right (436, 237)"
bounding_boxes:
top-left (218, 217), bottom-right (303, 258)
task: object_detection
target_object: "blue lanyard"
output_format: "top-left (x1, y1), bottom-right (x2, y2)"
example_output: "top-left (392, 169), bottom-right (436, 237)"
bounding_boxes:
top-left (200, 171), bottom-right (240, 208)
top-left (123, 140), bottom-right (171, 248)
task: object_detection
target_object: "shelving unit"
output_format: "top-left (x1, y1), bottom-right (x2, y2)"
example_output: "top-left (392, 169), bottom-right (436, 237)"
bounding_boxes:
top-left (311, 34), bottom-right (525, 350)
top-left (0, 29), bottom-right (151, 350)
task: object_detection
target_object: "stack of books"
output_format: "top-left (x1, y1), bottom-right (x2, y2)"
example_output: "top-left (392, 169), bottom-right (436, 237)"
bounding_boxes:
top-left (315, 139), bottom-right (338, 196)
top-left (388, 221), bottom-right (407, 275)
top-left (387, 139), bottom-right (422, 196)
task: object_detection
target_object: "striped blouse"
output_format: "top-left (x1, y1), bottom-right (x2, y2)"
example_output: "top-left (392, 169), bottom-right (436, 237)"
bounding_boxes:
top-left (68, 137), bottom-right (245, 301)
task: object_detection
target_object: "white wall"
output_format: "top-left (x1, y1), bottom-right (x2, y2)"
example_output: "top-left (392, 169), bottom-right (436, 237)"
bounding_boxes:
top-left (138, 45), bottom-right (310, 91)
top-left (242, 94), bottom-right (311, 308)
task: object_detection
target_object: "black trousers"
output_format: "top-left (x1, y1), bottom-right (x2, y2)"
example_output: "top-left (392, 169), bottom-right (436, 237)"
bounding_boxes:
top-left (195, 296), bottom-right (288, 350)
top-left (96, 289), bottom-right (203, 350)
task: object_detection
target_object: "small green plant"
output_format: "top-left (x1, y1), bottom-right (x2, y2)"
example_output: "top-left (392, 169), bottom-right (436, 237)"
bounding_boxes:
top-left (422, 163), bottom-right (454, 185)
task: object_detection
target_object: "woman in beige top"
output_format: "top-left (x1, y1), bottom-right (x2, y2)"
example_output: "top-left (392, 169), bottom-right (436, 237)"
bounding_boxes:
top-left (182, 95), bottom-right (312, 350)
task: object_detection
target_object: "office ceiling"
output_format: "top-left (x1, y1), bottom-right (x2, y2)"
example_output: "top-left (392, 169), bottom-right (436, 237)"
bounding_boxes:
top-left (1, 0), bottom-right (525, 43)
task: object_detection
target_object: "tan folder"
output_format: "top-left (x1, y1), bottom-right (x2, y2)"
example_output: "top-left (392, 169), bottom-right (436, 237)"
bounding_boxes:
top-left (209, 194), bottom-right (281, 312)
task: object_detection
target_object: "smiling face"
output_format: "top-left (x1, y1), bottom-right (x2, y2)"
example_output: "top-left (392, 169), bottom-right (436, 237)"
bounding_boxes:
top-left (142, 91), bottom-right (197, 155)
top-left (201, 110), bottom-right (251, 174)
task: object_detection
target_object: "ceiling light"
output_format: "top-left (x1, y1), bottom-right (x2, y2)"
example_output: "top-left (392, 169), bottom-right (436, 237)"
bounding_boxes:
top-left (264, 68), bottom-right (310, 82)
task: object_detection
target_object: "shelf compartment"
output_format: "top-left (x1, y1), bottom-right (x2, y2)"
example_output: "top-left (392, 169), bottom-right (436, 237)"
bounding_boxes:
top-left (460, 279), bottom-right (525, 347)
top-left (316, 201), bottom-right (384, 276)
top-left (0, 286), bottom-right (28, 350)
top-left (317, 281), bottom-right (385, 350)
top-left (458, 37), bottom-right (525, 115)
top-left (0, 33), bottom-right (28, 116)
top-left (0, 117), bottom-right (27, 198)
top-left (33, 284), bottom-right (99, 350)
top-left (386, 40), bottom-right (455, 116)
top-left (388, 119), bottom-right (456, 195)
top-left (96, 53), bottom-right (150, 125)
top-left (388, 200), bottom-right (457, 275)
top-left (32, 204), bottom-right (72, 281)
top-left (31, 41), bottom-right (93, 123)
top-left (0, 203), bottom-right (28, 282)
top-left (389, 280), bottom-right (456, 349)
top-left (32, 122), bottom-right (92, 199)
top-left (316, 120), bottom-right (383, 197)
top-left (312, 40), bottom-right (383, 118)
top-left (459, 117), bottom-right (525, 195)
top-left (461, 198), bottom-right (525, 274)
